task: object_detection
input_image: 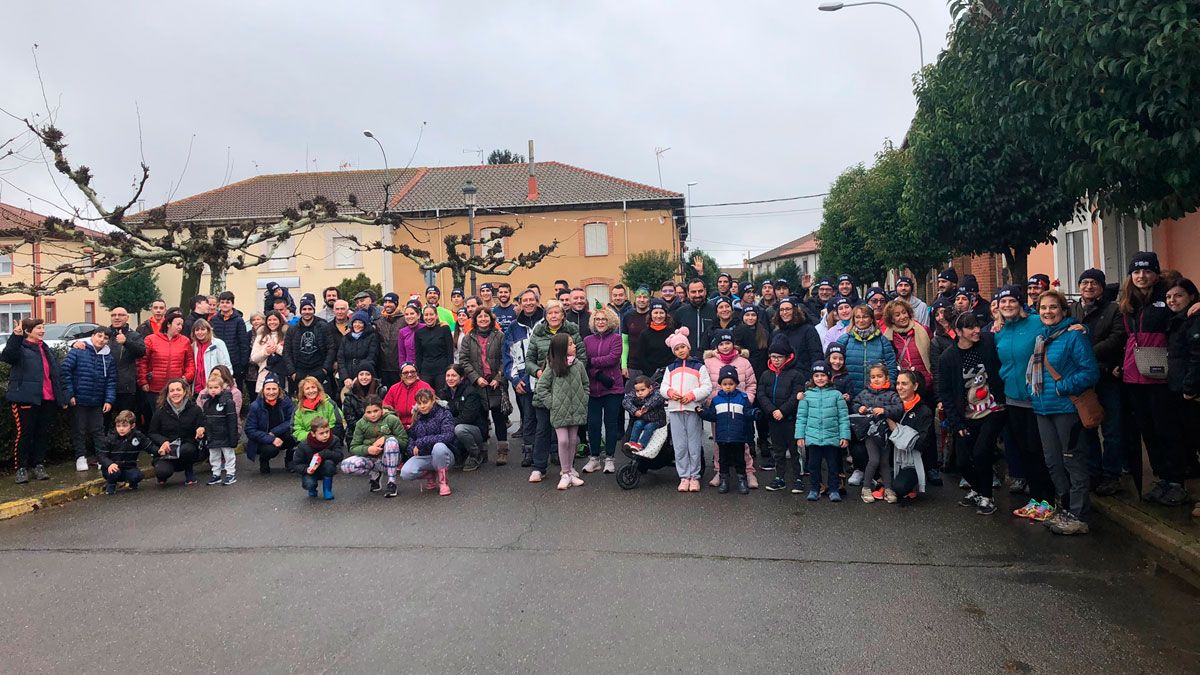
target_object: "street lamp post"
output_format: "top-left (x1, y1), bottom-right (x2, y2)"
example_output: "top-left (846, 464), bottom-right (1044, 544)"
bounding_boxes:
top-left (462, 180), bottom-right (479, 295)
top-left (817, 1), bottom-right (925, 70)
top-left (361, 129), bottom-right (393, 295)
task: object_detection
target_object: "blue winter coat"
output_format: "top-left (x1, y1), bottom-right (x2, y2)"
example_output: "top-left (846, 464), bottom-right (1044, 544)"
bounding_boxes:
top-left (1, 333), bottom-right (67, 406)
top-left (698, 389), bottom-right (757, 444)
top-left (245, 395), bottom-right (296, 458)
top-left (60, 342), bottom-right (116, 407)
top-left (994, 314), bottom-right (1041, 403)
top-left (837, 328), bottom-right (897, 394)
top-left (1030, 318), bottom-right (1100, 416)
top-left (502, 320), bottom-right (532, 390)
top-left (794, 384), bottom-right (850, 447)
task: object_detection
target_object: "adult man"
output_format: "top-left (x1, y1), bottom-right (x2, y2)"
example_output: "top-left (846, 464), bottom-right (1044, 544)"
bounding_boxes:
top-left (804, 278), bottom-right (834, 321)
top-left (607, 284), bottom-right (633, 321)
top-left (317, 286), bottom-right (340, 322)
top-left (553, 279), bottom-right (570, 299)
top-left (273, 297), bottom-right (299, 326)
top-left (1026, 274), bottom-right (1051, 313)
top-left (833, 274), bottom-right (859, 304)
top-left (672, 278), bottom-right (716, 351)
top-left (211, 291), bottom-right (250, 383)
top-left (353, 290), bottom-right (382, 322)
top-left (424, 285), bottom-right (457, 330)
top-left (957, 274), bottom-right (991, 324)
top-left (735, 283), bottom-right (757, 311)
top-left (137, 299), bottom-right (167, 338)
top-left (96, 307), bottom-right (145, 428)
top-left (894, 276), bottom-right (929, 327)
top-left (1070, 268), bottom-right (1126, 496)
top-left (936, 268), bottom-right (959, 303)
top-left (478, 283), bottom-right (495, 309)
top-left (660, 281), bottom-right (682, 313)
top-left (262, 281), bottom-right (296, 315)
top-left (758, 280), bottom-right (777, 320)
top-left (621, 287), bottom-right (653, 381)
top-left (61, 327), bottom-right (116, 471)
top-left (514, 288), bottom-right (544, 330)
top-left (373, 292), bottom-right (404, 387)
top-left (182, 295), bottom-right (210, 336)
top-left (449, 288), bottom-right (465, 315)
top-left (286, 296), bottom-right (334, 393)
top-left (503, 290), bottom-right (541, 467)
top-left (565, 288), bottom-right (592, 338)
top-left (324, 299), bottom-right (352, 387)
top-left (774, 278), bottom-right (793, 303)
top-left (492, 282), bottom-right (517, 332)
top-left (710, 273), bottom-right (739, 305)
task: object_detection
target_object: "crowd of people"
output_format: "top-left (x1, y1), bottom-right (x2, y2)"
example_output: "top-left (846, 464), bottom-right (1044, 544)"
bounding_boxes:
top-left (4, 252), bottom-right (1198, 534)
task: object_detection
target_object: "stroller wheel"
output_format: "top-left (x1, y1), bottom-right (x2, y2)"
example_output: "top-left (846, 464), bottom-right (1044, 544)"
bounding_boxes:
top-left (616, 463), bottom-right (640, 490)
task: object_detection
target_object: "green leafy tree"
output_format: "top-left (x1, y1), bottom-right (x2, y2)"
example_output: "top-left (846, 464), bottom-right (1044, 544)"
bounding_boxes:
top-left (816, 165), bottom-right (888, 286)
top-left (98, 264), bottom-right (160, 319)
top-left (683, 248), bottom-right (720, 293)
top-left (620, 249), bottom-right (677, 291)
top-left (487, 149), bottom-right (526, 165)
top-left (336, 273), bottom-right (382, 305)
top-left (771, 260), bottom-right (801, 291)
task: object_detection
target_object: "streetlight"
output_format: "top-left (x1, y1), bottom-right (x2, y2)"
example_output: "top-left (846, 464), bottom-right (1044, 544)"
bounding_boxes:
top-left (361, 129), bottom-right (393, 294)
top-left (818, 1), bottom-right (925, 70)
top-left (462, 180), bottom-right (479, 295)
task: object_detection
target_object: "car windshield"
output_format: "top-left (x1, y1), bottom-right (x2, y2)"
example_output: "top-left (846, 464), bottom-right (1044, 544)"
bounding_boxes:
top-left (41, 325), bottom-right (72, 340)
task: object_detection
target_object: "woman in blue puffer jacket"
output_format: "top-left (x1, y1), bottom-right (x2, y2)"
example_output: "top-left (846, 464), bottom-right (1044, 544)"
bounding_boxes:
top-left (837, 304), bottom-right (897, 394)
top-left (1028, 290), bottom-right (1099, 536)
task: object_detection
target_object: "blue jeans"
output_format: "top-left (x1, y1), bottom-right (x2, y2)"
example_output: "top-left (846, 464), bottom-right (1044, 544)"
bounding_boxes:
top-left (628, 419), bottom-right (659, 447)
top-left (1085, 376), bottom-right (1123, 482)
top-left (531, 406), bottom-right (554, 472)
top-left (587, 394), bottom-right (622, 458)
top-left (806, 444), bottom-right (841, 492)
top-left (515, 389), bottom-right (536, 451)
top-left (103, 467), bottom-right (143, 487)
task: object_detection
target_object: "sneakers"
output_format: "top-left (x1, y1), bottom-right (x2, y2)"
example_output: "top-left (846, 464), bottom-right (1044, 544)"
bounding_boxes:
top-left (765, 477), bottom-right (787, 492)
top-left (582, 457), bottom-right (603, 474)
top-left (1007, 478), bottom-right (1028, 494)
top-left (992, 474), bottom-right (1002, 489)
top-left (690, 478), bottom-right (701, 492)
top-left (1012, 498), bottom-right (1040, 518)
top-left (1030, 501), bottom-right (1055, 522)
top-left (1050, 512), bottom-right (1089, 535)
top-left (847, 470), bottom-right (864, 486)
top-left (14, 468), bottom-right (29, 484)
top-left (1142, 480), bottom-right (1169, 503)
top-left (709, 473), bottom-right (721, 487)
top-left (883, 488), bottom-right (898, 504)
top-left (528, 470), bottom-right (544, 483)
top-left (603, 458), bottom-right (615, 474)
top-left (463, 455), bottom-right (482, 472)
top-left (384, 482), bottom-right (398, 498)
top-left (1093, 479), bottom-right (1122, 496)
top-left (927, 469), bottom-right (943, 487)
top-left (104, 483), bottom-right (117, 495)
top-left (222, 474), bottom-right (237, 486)
top-left (958, 490), bottom-right (981, 507)
top-left (736, 476), bottom-right (750, 495)
top-left (1158, 483), bottom-right (1191, 506)
top-left (829, 490), bottom-right (842, 502)
top-left (569, 472), bottom-right (585, 488)
top-left (557, 473), bottom-right (573, 490)
top-left (806, 489), bottom-right (820, 501)
top-left (976, 497), bottom-right (996, 515)
top-left (861, 487), bottom-right (875, 503)
top-left (76, 456), bottom-right (90, 472)
top-left (759, 458), bottom-right (776, 471)
top-left (790, 480), bottom-right (804, 495)
top-left (678, 479), bottom-right (690, 492)
top-left (207, 474), bottom-right (224, 486)
top-left (958, 478), bottom-right (971, 489)
top-left (1043, 509), bottom-right (1067, 529)
top-left (32, 464), bottom-right (50, 481)
top-left (369, 476), bottom-right (382, 493)
top-left (718, 476), bottom-right (730, 494)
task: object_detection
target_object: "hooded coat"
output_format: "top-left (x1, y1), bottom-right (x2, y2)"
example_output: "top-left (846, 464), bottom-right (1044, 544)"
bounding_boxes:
top-left (338, 324), bottom-right (381, 383)
top-left (1029, 317), bottom-right (1100, 416)
top-left (60, 341), bottom-right (116, 407)
top-left (837, 326), bottom-right (898, 395)
top-left (524, 319), bottom-right (588, 384)
top-left (533, 358), bottom-right (590, 427)
top-left (210, 309), bottom-right (250, 375)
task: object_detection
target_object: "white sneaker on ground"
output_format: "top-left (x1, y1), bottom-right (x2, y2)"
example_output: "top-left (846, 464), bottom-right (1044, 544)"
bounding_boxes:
top-left (847, 470), bottom-right (864, 486)
top-left (582, 457), bottom-right (603, 473)
top-left (603, 458), bottom-right (615, 473)
top-left (75, 456), bottom-right (89, 472)
top-left (557, 472), bottom-right (572, 490)
top-left (528, 470), bottom-right (544, 483)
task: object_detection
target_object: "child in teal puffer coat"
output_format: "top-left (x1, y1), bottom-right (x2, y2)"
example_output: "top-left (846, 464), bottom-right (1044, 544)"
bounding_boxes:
top-left (795, 361), bottom-right (851, 502)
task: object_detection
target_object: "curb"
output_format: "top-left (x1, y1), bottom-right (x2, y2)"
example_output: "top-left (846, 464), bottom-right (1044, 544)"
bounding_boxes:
top-left (1092, 494), bottom-right (1200, 578)
top-left (0, 478), bottom-right (109, 521)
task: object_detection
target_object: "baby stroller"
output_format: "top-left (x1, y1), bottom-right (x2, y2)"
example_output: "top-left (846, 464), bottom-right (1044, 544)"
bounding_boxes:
top-left (615, 368), bottom-right (677, 490)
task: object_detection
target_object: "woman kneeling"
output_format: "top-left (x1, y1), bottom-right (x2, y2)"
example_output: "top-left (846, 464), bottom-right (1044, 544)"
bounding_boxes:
top-left (400, 389), bottom-right (454, 496)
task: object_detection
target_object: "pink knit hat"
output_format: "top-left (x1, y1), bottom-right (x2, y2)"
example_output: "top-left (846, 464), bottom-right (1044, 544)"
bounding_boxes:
top-left (664, 326), bottom-right (690, 350)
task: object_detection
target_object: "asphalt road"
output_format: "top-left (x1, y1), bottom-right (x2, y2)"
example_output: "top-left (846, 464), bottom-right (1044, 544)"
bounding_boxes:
top-left (1, 451), bottom-right (1198, 674)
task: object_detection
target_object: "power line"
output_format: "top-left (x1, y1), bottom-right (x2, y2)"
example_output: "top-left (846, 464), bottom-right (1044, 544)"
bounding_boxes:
top-left (690, 192), bottom-right (829, 208)
top-left (689, 207), bottom-right (824, 218)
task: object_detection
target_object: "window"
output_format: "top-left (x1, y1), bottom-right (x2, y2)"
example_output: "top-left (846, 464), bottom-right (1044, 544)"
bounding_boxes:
top-left (1063, 229), bottom-right (1090, 295)
top-left (0, 302), bottom-right (32, 334)
top-left (44, 299), bottom-right (57, 324)
top-left (479, 227), bottom-right (506, 258)
top-left (267, 238), bottom-right (296, 272)
top-left (0, 253), bottom-right (11, 276)
top-left (583, 222), bottom-right (609, 257)
top-left (331, 237), bottom-right (359, 269)
top-left (84, 301), bottom-right (96, 324)
top-left (586, 284), bottom-right (610, 308)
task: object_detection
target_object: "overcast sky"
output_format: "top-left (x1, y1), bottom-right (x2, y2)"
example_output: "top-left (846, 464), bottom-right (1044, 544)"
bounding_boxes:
top-left (1, 1), bottom-right (950, 266)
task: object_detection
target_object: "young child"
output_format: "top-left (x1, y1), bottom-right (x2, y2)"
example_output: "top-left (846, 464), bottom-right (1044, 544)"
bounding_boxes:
top-left (207, 365), bottom-right (243, 411)
top-left (703, 331), bottom-right (758, 488)
top-left (660, 327), bottom-right (712, 493)
top-left (853, 363), bottom-right (904, 503)
top-left (399, 389), bottom-right (455, 496)
top-left (292, 416), bottom-right (345, 500)
top-left (339, 396), bottom-right (407, 498)
top-left (533, 333), bottom-right (590, 490)
top-left (61, 327), bottom-right (116, 471)
top-left (760, 339), bottom-right (804, 493)
top-left (294, 375), bottom-right (345, 445)
top-left (698, 365), bottom-right (757, 495)
top-left (198, 372), bottom-right (240, 485)
top-left (622, 376), bottom-right (667, 451)
top-left (824, 343), bottom-right (853, 405)
top-left (795, 362), bottom-right (850, 502)
top-left (97, 410), bottom-right (152, 494)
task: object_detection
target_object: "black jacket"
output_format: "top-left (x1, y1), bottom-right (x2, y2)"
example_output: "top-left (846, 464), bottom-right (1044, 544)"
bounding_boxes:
top-left (564, 308), bottom-right (592, 338)
top-left (936, 332), bottom-right (1004, 431)
top-left (211, 310), bottom-right (251, 376)
top-left (97, 429), bottom-right (153, 470)
top-left (441, 382), bottom-right (489, 439)
top-left (373, 314), bottom-right (405, 375)
top-left (1167, 308), bottom-right (1200, 397)
top-left (637, 323), bottom-right (676, 378)
top-left (337, 327), bottom-right (380, 382)
top-left (200, 390), bottom-right (239, 448)
top-left (291, 436), bottom-right (346, 472)
top-left (182, 311), bottom-right (209, 338)
top-left (105, 325), bottom-right (146, 395)
top-left (414, 324), bottom-right (454, 377)
top-left (285, 317), bottom-right (333, 374)
top-left (148, 399), bottom-right (204, 446)
top-left (671, 301), bottom-right (716, 352)
top-left (758, 355), bottom-right (803, 421)
top-left (1, 333), bottom-right (67, 406)
top-left (771, 321), bottom-right (823, 384)
top-left (1071, 297), bottom-right (1125, 374)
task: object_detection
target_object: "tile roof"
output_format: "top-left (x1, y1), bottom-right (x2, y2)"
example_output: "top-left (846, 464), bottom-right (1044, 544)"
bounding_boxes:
top-left (748, 231), bottom-right (819, 264)
top-left (129, 162), bottom-right (682, 223)
top-left (0, 202), bottom-right (107, 239)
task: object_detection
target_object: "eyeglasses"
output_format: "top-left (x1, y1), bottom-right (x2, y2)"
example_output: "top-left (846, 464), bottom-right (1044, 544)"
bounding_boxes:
top-left (401, 370), bottom-right (418, 376)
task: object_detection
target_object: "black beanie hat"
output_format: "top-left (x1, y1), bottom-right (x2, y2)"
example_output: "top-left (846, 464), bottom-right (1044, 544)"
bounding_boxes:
top-left (995, 284), bottom-right (1024, 303)
top-left (717, 364), bottom-right (740, 385)
top-left (959, 274), bottom-right (980, 294)
top-left (1128, 251), bottom-right (1160, 275)
top-left (938, 268), bottom-right (959, 284)
top-left (1078, 268), bottom-right (1106, 287)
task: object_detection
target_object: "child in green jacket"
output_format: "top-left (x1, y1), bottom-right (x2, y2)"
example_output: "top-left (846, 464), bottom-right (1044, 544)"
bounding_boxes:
top-left (339, 396), bottom-right (407, 498)
top-left (795, 361), bottom-right (850, 502)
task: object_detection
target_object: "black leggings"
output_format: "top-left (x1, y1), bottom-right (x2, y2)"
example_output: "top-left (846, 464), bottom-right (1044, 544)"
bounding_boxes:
top-left (956, 412), bottom-right (1006, 498)
top-left (152, 443), bottom-right (199, 483)
top-left (9, 402), bottom-right (56, 469)
top-left (1006, 405), bottom-right (1054, 501)
top-left (488, 404), bottom-right (508, 443)
top-left (1123, 383), bottom-right (1182, 484)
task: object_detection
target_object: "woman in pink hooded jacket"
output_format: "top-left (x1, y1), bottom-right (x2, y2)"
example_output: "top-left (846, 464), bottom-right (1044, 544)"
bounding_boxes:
top-left (703, 330), bottom-right (758, 488)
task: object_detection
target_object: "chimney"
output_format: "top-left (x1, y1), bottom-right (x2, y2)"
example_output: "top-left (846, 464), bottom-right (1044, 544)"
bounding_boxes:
top-left (526, 139), bottom-right (540, 202)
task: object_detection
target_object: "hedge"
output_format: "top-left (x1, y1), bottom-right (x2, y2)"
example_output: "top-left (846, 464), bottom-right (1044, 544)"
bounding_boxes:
top-left (0, 344), bottom-right (76, 473)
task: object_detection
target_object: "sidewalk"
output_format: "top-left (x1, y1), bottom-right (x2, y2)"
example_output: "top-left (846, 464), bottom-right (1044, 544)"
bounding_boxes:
top-left (1091, 473), bottom-right (1200, 578)
top-left (0, 454), bottom-right (158, 520)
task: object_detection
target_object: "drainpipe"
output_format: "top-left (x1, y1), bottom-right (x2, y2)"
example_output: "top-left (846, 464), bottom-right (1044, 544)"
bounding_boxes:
top-left (622, 200), bottom-right (629, 262)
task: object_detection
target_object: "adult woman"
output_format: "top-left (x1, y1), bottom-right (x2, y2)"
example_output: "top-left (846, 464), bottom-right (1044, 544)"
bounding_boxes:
top-left (892, 370), bottom-right (935, 498)
top-left (399, 389), bottom-right (454, 496)
top-left (702, 298), bottom-right (740, 349)
top-left (636, 300), bottom-right (675, 377)
top-left (458, 307), bottom-right (509, 463)
top-left (1165, 278), bottom-right (1200, 516)
top-left (244, 312), bottom-right (265, 403)
top-left (338, 310), bottom-right (380, 390)
top-left (293, 375), bottom-right (345, 449)
top-left (3, 318), bottom-right (68, 483)
top-left (819, 297), bottom-right (853, 351)
top-left (525, 300), bottom-right (587, 482)
top-left (452, 307), bottom-right (470, 361)
top-left (937, 311), bottom-right (1006, 515)
top-left (139, 310), bottom-right (196, 400)
top-left (442, 364), bottom-right (489, 470)
top-left (992, 285), bottom-right (1054, 509)
top-left (244, 373), bottom-right (295, 473)
top-left (147, 378), bottom-right (205, 485)
top-left (1028, 290), bottom-right (1099, 535)
top-left (396, 303), bottom-right (422, 367)
top-left (837, 305), bottom-right (898, 395)
top-left (250, 311), bottom-right (287, 393)
top-left (383, 363), bottom-right (433, 429)
top-left (772, 296), bottom-right (823, 385)
top-left (340, 365), bottom-right (388, 431)
top-left (414, 305), bottom-right (454, 392)
top-left (1118, 252), bottom-right (1184, 505)
top-left (583, 308), bottom-right (623, 474)
top-left (188, 318), bottom-right (233, 395)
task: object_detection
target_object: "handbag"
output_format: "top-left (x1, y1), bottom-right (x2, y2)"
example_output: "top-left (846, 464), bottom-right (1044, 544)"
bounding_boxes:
top-left (1124, 314), bottom-right (1169, 380)
top-left (888, 423), bottom-right (920, 453)
top-left (1043, 359), bottom-right (1104, 430)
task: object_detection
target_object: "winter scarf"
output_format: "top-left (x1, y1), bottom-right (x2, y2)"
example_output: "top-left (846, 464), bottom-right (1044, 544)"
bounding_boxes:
top-left (1027, 324), bottom-right (1071, 397)
top-left (902, 393), bottom-right (921, 413)
top-left (306, 433), bottom-right (333, 452)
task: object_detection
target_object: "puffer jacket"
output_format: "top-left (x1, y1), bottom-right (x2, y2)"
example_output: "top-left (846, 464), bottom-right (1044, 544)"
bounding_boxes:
top-left (853, 385), bottom-right (904, 423)
top-left (341, 382), bottom-right (388, 431)
top-left (1121, 284), bottom-right (1172, 385)
top-left (534, 359), bottom-right (590, 427)
top-left (838, 327), bottom-right (898, 395)
top-left (584, 329), bottom-right (624, 397)
top-left (702, 350), bottom-right (757, 403)
top-left (97, 429), bottom-right (152, 470)
top-left (105, 326), bottom-right (145, 395)
top-left (397, 323), bottom-right (419, 367)
top-left (293, 395), bottom-right (345, 444)
top-left (60, 342), bottom-right (116, 407)
top-left (382, 378), bottom-right (432, 429)
top-left (1071, 297), bottom-right (1125, 374)
top-left (794, 384), bottom-right (850, 446)
top-left (137, 332), bottom-right (195, 394)
top-left (1029, 317), bottom-right (1100, 416)
top-left (374, 313), bottom-right (405, 375)
top-left (191, 338), bottom-right (233, 388)
top-left (291, 435), bottom-right (345, 472)
top-left (698, 388), bottom-right (757, 444)
top-left (349, 412), bottom-right (407, 457)
top-left (1167, 308), bottom-right (1200, 397)
top-left (408, 404), bottom-right (456, 455)
top-left (1, 333), bottom-right (67, 405)
top-left (458, 327), bottom-right (507, 408)
top-left (244, 395), bottom-right (296, 459)
top-left (994, 315), bottom-right (1041, 403)
top-left (199, 390), bottom-right (239, 448)
top-left (338, 327), bottom-right (380, 383)
top-left (441, 381), bottom-right (489, 438)
top-left (659, 357), bottom-right (712, 414)
top-left (502, 320), bottom-right (532, 391)
top-left (757, 354), bottom-right (802, 421)
top-left (622, 389), bottom-right (667, 427)
top-left (210, 309), bottom-right (250, 376)
top-left (524, 320), bottom-right (588, 383)
top-left (772, 319), bottom-right (824, 384)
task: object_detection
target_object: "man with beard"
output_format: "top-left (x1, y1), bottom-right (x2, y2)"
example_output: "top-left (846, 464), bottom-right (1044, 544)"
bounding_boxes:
top-left (285, 297), bottom-right (334, 395)
top-left (893, 276), bottom-right (929, 327)
top-left (492, 282), bottom-right (517, 332)
top-left (672, 278), bottom-right (717, 352)
top-left (804, 278), bottom-right (835, 323)
top-left (709, 273), bottom-right (739, 306)
top-left (935, 268), bottom-right (959, 303)
top-left (317, 286), bottom-right (339, 322)
top-left (607, 284), bottom-right (633, 322)
top-left (424, 285), bottom-right (457, 331)
top-left (373, 292), bottom-right (404, 387)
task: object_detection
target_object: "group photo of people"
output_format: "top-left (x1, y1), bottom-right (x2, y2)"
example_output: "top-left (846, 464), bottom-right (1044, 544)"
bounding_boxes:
top-left (5, 252), bottom-right (1198, 536)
